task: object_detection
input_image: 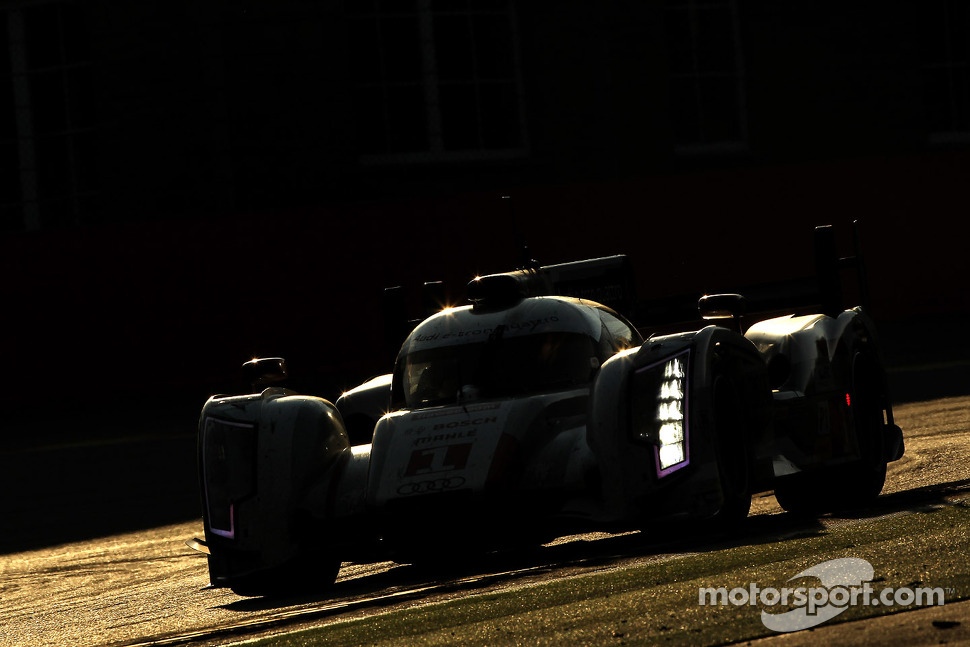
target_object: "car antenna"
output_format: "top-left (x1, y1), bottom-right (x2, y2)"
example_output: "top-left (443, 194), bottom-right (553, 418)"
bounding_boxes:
top-left (502, 194), bottom-right (540, 271)
top-left (519, 243), bottom-right (540, 272)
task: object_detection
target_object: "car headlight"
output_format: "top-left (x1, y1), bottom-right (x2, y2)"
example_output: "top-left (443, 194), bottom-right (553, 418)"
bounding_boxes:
top-left (631, 350), bottom-right (690, 476)
top-left (201, 417), bottom-right (257, 539)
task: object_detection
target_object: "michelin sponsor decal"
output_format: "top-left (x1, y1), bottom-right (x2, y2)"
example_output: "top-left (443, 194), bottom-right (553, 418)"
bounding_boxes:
top-left (411, 316), bottom-right (561, 346)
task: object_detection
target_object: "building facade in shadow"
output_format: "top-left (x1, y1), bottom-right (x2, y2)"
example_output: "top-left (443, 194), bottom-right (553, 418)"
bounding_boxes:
top-left (0, 0), bottom-right (966, 409)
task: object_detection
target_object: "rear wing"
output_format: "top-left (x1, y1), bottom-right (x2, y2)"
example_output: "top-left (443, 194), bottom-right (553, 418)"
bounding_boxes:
top-left (465, 254), bottom-right (637, 313)
top-left (637, 220), bottom-right (872, 335)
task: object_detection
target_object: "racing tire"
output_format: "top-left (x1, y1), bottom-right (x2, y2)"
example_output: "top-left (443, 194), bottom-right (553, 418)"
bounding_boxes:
top-left (839, 350), bottom-right (889, 503)
top-left (773, 350), bottom-right (888, 515)
top-left (709, 373), bottom-right (752, 526)
top-left (772, 472), bottom-right (828, 516)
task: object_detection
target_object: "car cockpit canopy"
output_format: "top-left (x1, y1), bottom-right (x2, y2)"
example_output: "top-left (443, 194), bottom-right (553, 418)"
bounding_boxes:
top-left (391, 295), bottom-right (641, 409)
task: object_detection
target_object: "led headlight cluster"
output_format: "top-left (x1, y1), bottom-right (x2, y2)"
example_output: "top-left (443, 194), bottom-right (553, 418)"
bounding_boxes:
top-left (632, 350), bottom-right (690, 476)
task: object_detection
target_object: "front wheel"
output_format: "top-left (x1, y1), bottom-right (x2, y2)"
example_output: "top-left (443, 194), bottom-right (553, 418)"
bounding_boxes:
top-left (228, 554), bottom-right (342, 597)
top-left (710, 374), bottom-right (752, 525)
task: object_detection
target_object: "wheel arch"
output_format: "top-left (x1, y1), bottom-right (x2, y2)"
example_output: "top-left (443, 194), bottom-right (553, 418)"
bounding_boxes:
top-left (587, 325), bottom-right (771, 523)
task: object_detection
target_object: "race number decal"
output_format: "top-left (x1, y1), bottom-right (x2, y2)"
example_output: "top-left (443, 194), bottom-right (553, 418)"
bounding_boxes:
top-left (404, 442), bottom-right (473, 476)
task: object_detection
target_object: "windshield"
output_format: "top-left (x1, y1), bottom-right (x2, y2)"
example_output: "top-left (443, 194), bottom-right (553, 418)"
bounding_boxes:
top-left (399, 330), bottom-right (599, 408)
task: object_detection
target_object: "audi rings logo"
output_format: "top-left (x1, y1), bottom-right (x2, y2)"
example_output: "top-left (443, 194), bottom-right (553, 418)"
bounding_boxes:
top-left (396, 477), bottom-right (466, 496)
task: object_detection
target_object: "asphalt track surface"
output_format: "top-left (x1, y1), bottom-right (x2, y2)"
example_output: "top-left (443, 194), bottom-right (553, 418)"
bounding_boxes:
top-left (2, 374), bottom-right (969, 646)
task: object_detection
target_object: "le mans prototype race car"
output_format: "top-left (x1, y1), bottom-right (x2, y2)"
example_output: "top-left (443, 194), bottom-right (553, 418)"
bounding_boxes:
top-left (195, 223), bottom-right (905, 595)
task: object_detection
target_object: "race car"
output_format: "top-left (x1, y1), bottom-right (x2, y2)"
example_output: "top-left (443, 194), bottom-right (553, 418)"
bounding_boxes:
top-left (195, 223), bottom-right (904, 595)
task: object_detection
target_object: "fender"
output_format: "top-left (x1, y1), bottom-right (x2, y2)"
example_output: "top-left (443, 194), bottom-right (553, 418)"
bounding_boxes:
top-left (335, 373), bottom-right (393, 445)
top-left (588, 326), bottom-right (770, 523)
top-left (747, 306), bottom-right (902, 473)
top-left (198, 388), bottom-right (350, 589)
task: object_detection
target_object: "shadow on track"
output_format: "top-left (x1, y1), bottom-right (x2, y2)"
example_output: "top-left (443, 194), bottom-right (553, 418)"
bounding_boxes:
top-left (217, 477), bottom-right (970, 618)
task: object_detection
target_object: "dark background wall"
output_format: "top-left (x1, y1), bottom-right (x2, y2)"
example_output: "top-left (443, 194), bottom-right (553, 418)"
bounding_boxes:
top-left (1, 0), bottom-right (967, 417)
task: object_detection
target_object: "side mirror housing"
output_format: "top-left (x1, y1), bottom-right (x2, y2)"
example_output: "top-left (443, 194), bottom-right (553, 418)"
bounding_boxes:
top-left (698, 293), bottom-right (747, 332)
top-left (241, 357), bottom-right (288, 392)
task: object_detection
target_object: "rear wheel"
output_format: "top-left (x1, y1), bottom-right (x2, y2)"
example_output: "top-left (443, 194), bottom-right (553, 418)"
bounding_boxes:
top-left (774, 351), bottom-right (888, 515)
top-left (840, 351), bottom-right (889, 502)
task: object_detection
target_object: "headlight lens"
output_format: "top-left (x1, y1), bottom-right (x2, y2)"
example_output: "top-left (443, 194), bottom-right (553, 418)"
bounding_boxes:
top-left (202, 417), bottom-right (257, 539)
top-left (631, 351), bottom-right (690, 476)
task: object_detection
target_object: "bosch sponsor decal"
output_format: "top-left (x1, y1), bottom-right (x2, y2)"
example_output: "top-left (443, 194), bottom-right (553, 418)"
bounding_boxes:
top-left (400, 406), bottom-right (501, 440)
